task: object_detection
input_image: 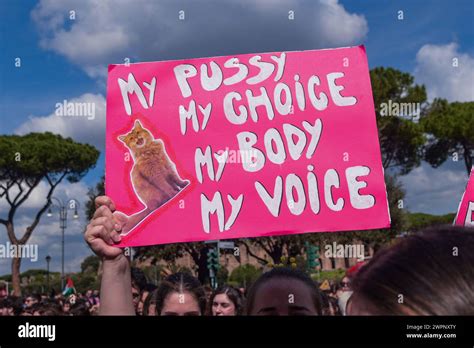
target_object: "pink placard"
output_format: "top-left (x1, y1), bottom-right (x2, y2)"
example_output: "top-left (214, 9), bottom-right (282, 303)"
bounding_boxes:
top-left (105, 45), bottom-right (391, 247)
top-left (454, 168), bottom-right (474, 227)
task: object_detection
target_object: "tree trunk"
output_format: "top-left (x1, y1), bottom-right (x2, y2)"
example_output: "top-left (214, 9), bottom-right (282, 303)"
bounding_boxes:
top-left (187, 247), bottom-right (209, 285)
top-left (12, 255), bottom-right (22, 296)
top-left (463, 145), bottom-right (472, 176)
top-left (196, 248), bottom-right (209, 284)
top-left (269, 246), bottom-right (284, 265)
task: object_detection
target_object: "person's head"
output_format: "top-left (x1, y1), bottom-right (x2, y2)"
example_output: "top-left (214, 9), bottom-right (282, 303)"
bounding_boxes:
top-left (131, 267), bottom-right (147, 292)
top-left (203, 285), bottom-right (213, 302)
top-left (156, 272), bottom-right (206, 316)
top-left (69, 299), bottom-right (91, 316)
top-left (5, 296), bottom-right (23, 316)
top-left (62, 300), bottom-right (71, 313)
top-left (0, 283), bottom-right (8, 299)
top-left (32, 301), bottom-right (62, 316)
top-left (137, 290), bottom-right (148, 316)
top-left (0, 299), bottom-right (7, 316)
top-left (143, 289), bottom-right (159, 316)
top-left (86, 290), bottom-right (93, 297)
top-left (348, 226), bottom-right (474, 315)
top-left (131, 268), bottom-right (147, 310)
top-left (320, 292), bottom-right (342, 316)
top-left (24, 293), bottom-right (41, 308)
top-left (131, 287), bottom-right (141, 310)
top-left (340, 276), bottom-right (351, 291)
top-left (246, 267), bottom-right (322, 316)
top-left (137, 284), bottom-right (157, 316)
top-left (210, 285), bottom-right (243, 316)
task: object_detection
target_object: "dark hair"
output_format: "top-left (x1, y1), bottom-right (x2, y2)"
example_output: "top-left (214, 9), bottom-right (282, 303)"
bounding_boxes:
top-left (155, 272), bottom-right (206, 315)
top-left (69, 299), bottom-right (91, 316)
top-left (33, 300), bottom-right (63, 316)
top-left (26, 293), bottom-right (41, 302)
top-left (131, 267), bottom-right (147, 291)
top-left (320, 292), bottom-right (341, 316)
top-left (143, 283), bottom-right (157, 293)
top-left (349, 226), bottom-right (474, 315)
top-left (143, 288), bottom-right (159, 316)
top-left (245, 267), bottom-right (322, 315)
top-left (209, 285), bottom-right (244, 315)
top-left (4, 296), bottom-right (23, 315)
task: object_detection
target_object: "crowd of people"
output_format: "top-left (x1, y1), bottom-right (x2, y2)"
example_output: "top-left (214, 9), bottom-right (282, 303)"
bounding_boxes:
top-left (86, 196), bottom-right (474, 316)
top-left (1, 195), bottom-right (473, 316)
top-left (0, 288), bottom-right (100, 316)
top-left (0, 268), bottom-right (357, 316)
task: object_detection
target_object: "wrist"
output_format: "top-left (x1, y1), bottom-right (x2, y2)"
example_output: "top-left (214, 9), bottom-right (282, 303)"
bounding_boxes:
top-left (102, 254), bottom-right (129, 274)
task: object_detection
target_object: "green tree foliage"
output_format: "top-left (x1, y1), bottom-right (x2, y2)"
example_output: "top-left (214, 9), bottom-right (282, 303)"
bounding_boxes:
top-left (229, 264), bottom-right (262, 288)
top-left (370, 67), bottom-right (427, 174)
top-left (216, 267), bottom-right (229, 286)
top-left (0, 132), bottom-right (99, 295)
top-left (134, 242), bottom-right (211, 283)
top-left (80, 255), bottom-right (100, 274)
top-left (85, 176), bottom-right (104, 221)
top-left (0, 269), bottom-right (61, 295)
top-left (405, 212), bottom-right (456, 232)
top-left (71, 273), bottom-right (99, 294)
top-left (421, 99), bottom-right (474, 175)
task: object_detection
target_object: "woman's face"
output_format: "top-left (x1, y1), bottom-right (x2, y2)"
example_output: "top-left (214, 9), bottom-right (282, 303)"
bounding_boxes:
top-left (160, 291), bottom-right (201, 316)
top-left (250, 278), bottom-right (318, 316)
top-left (212, 293), bottom-right (236, 316)
top-left (131, 287), bottom-right (140, 309)
top-left (147, 302), bottom-right (157, 316)
top-left (341, 277), bottom-right (351, 290)
top-left (137, 291), bottom-right (149, 315)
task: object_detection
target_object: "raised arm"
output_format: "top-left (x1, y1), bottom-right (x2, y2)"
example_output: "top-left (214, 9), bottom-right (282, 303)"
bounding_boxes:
top-left (84, 196), bottom-right (135, 315)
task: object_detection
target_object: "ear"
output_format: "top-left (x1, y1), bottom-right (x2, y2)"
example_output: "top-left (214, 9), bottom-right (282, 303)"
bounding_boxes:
top-left (118, 135), bottom-right (127, 143)
top-left (134, 119), bottom-right (143, 129)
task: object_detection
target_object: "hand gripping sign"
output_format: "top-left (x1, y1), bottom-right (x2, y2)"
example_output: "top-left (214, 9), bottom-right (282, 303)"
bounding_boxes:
top-left (105, 45), bottom-right (391, 247)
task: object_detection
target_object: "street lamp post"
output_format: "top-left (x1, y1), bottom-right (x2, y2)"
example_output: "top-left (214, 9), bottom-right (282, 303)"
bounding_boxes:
top-left (47, 196), bottom-right (80, 290)
top-left (45, 255), bottom-right (51, 292)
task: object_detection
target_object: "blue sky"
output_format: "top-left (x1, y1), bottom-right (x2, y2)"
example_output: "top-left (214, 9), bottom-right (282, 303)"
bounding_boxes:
top-left (0, 0), bottom-right (473, 276)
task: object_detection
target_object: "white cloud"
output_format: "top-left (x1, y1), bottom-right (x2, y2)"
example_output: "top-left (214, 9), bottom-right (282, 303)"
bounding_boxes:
top-left (399, 162), bottom-right (468, 215)
top-left (0, 180), bottom-right (94, 276)
top-left (0, 181), bottom-right (49, 211)
top-left (31, 0), bottom-right (368, 78)
top-left (15, 93), bottom-right (105, 150)
top-left (414, 43), bottom-right (474, 102)
top-left (0, 180), bottom-right (89, 240)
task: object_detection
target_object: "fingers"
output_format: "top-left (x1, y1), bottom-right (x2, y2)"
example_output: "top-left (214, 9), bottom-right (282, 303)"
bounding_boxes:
top-left (86, 225), bottom-right (114, 246)
top-left (109, 226), bottom-right (122, 243)
top-left (95, 196), bottom-right (116, 212)
top-left (88, 237), bottom-right (123, 259)
top-left (90, 216), bottom-right (114, 231)
top-left (93, 205), bottom-right (112, 219)
top-left (112, 212), bottom-right (128, 232)
top-left (87, 218), bottom-right (122, 243)
top-left (85, 196), bottom-right (126, 259)
top-left (93, 206), bottom-right (124, 234)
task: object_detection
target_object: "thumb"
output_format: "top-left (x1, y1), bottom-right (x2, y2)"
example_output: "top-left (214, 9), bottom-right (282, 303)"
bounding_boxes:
top-left (113, 212), bottom-right (128, 231)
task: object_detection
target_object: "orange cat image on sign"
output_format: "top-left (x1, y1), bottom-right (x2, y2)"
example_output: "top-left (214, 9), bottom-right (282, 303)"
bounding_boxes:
top-left (116, 120), bottom-right (189, 236)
